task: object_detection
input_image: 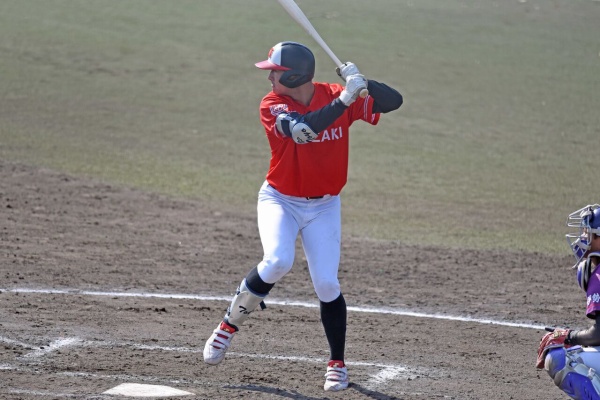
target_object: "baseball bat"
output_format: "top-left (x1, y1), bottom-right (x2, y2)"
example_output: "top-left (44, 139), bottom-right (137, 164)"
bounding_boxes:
top-left (276, 0), bottom-right (368, 98)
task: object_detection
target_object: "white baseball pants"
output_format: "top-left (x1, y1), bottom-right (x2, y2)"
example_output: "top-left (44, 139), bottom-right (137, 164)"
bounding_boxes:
top-left (255, 181), bottom-right (342, 303)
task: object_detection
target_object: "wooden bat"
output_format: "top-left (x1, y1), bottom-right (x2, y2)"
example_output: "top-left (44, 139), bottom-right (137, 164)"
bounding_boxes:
top-left (276, 0), bottom-right (368, 98)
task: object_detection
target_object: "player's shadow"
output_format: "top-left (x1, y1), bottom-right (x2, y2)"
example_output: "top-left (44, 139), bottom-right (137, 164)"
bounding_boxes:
top-left (225, 383), bottom-right (403, 399)
top-left (350, 383), bottom-right (404, 399)
top-left (224, 384), bottom-right (323, 399)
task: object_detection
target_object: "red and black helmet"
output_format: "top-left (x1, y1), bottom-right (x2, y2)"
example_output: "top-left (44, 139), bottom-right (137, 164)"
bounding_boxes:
top-left (255, 42), bottom-right (315, 88)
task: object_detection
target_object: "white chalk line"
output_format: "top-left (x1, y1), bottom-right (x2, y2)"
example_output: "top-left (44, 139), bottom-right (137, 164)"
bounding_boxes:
top-left (0, 336), bottom-right (83, 359)
top-left (0, 348), bottom-right (421, 395)
top-left (0, 285), bottom-right (544, 393)
top-left (6, 389), bottom-right (84, 398)
top-left (0, 335), bottom-right (33, 349)
top-left (1, 363), bottom-right (438, 399)
top-left (130, 344), bottom-right (429, 389)
top-left (0, 334), bottom-right (417, 371)
top-left (0, 335), bottom-right (428, 389)
top-left (1, 287), bottom-right (547, 330)
top-left (120, 342), bottom-right (428, 383)
top-left (2, 366), bottom-right (444, 399)
top-left (25, 337), bottom-right (83, 358)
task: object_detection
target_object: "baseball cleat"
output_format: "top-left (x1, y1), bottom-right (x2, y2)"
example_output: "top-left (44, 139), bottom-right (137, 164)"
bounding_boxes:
top-left (324, 360), bottom-right (349, 391)
top-left (203, 321), bottom-right (237, 365)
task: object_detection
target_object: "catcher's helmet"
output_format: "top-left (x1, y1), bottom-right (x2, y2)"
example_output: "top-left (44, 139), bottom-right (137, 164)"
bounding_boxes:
top-left (255, 42), bottom-right (315, 88)
top-left (566, 204), bottom-right (600, 267)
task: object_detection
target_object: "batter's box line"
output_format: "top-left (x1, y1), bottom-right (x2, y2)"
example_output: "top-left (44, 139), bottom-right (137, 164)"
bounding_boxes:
top-left (97, 339), bottom-right (437, 386)
top-left (0, 335), bottom-right (83, 359)
top-left (0, 334), bottom-right (434, 387)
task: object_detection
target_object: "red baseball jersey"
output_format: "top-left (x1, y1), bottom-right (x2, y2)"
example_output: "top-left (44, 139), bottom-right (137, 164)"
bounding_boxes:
top-left (259, 82), bottom-right (380, 197)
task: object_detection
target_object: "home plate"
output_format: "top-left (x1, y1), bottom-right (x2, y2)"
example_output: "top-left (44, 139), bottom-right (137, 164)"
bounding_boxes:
top-left (103, 383), bottom-right (194, 397)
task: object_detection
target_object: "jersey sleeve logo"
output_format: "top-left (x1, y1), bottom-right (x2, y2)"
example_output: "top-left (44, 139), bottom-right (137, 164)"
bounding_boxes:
top-left (270, 104), bottom-right (289, 116)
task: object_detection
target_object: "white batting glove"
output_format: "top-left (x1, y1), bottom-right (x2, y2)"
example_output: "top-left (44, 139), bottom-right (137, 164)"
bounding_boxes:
top-left (336, 62), bottom-right (361, 81)
top-left (339, 74), bottom-right (368, 106)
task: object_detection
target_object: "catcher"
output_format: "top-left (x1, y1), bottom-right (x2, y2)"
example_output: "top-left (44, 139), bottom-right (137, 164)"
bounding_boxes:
top-left (537, 204), bottom-right (600, 399)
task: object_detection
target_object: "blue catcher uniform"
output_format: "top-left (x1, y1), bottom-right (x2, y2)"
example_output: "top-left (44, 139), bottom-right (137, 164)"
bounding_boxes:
top-left (545, 346), bottom-right (600, 400)
top-left (539, 204), bottom-right (600, 400)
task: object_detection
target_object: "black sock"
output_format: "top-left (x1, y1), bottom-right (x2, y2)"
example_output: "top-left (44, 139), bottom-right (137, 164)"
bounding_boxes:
top-left (320, 293), bottom-right (347, 362)
top-left (245, 266), bottom-right (275, 295)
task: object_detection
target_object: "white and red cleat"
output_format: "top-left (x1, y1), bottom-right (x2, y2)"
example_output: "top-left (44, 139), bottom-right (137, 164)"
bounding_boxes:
top-left (203, 321), bottom-right (237, 365)
top-left (324, 360), bottom-right (349, 391)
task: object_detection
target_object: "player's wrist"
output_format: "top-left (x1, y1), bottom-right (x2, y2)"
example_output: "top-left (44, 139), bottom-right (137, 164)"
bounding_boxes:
top-left (564, 329), bottom-right (574, 345)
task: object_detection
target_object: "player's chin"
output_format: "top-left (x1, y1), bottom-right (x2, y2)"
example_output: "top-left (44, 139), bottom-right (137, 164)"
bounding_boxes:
top-left (271, 84), bottom-right (287, 94)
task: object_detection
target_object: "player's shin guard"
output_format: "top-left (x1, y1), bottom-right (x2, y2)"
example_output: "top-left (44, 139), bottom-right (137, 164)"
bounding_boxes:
top-left (224, 279), bottom-right (268, 328)
top-left (546, 347), bottom-right (600, 400)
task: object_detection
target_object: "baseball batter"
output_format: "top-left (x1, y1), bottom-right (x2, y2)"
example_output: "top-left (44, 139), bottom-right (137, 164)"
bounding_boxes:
top-left (537, 204), bottom-right (600, 399)
top-left (203, 41), bottom-right (403, 391)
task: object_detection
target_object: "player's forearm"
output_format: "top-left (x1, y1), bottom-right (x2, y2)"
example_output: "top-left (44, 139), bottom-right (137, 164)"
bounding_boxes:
top-left (568, 320), bottom-right (600, 346)
top-left (367, 80), bottom-right (403, 114)
top-left (301, 98), bottom-right (348, 133)
top-left (293, 79), bottom-right (403, 133)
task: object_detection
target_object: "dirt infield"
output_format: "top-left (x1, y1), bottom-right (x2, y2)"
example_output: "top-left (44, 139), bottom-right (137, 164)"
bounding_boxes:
top-left (0, 160), bottom-right (584, 399)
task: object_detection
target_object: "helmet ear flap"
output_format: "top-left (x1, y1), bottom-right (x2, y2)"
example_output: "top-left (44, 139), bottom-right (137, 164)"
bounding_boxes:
top-left (577, 258), bottom-right (593, 291)
top-left (280, 71), bottom-right (314, 88)
top-left (577, 256), bottom-right (600, 291)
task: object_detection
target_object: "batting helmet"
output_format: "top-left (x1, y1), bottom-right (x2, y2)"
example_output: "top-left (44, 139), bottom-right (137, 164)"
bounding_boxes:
top-left (255, 42), bottom-right (315, 88)
top-left (566, 204), bottom-right (600, 266)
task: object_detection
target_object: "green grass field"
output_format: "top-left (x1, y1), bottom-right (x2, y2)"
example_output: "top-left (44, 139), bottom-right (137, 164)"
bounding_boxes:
top-left (1, 0), bottom-right (599, 253)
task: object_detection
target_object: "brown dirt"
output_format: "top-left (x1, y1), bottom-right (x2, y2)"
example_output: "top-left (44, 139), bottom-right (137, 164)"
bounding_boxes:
top-left (0, 160), bottom-right (585, 399)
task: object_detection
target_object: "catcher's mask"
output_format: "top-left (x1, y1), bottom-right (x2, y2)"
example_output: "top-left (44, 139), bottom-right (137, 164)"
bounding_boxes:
top-left (566, 204), bottom-right (600, 267)
top-left (255, 42), bottom-right (315, 88)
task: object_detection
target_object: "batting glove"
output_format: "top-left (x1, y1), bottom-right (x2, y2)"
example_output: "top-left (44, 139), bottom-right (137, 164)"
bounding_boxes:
top-left (339, 74), bottom-right (368, 106)
top-left (336, 62), bottom-right (361, 81)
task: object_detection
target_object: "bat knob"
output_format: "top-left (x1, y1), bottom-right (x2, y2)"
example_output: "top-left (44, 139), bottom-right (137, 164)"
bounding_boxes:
top-left (359, 88), bottom-right (368, 98)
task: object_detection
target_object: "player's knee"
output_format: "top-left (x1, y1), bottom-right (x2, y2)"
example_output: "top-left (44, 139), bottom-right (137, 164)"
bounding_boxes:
top-left (546, 347), bottom-right (600, 400)
top-left (545, 347), bottom-right (567, 380)
top-left (314, 279), bottom-right (341, 303)
top-left (260, 254), bottom-right (294, 279)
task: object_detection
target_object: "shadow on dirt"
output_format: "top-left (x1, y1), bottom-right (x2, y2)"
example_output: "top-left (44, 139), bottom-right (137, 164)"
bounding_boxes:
top-left (225, 383), bottom-right (404, 399)
top-left (350, 383), bottom-right (404, 399)
top-left (225, 385), bottom-right (325, 399)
